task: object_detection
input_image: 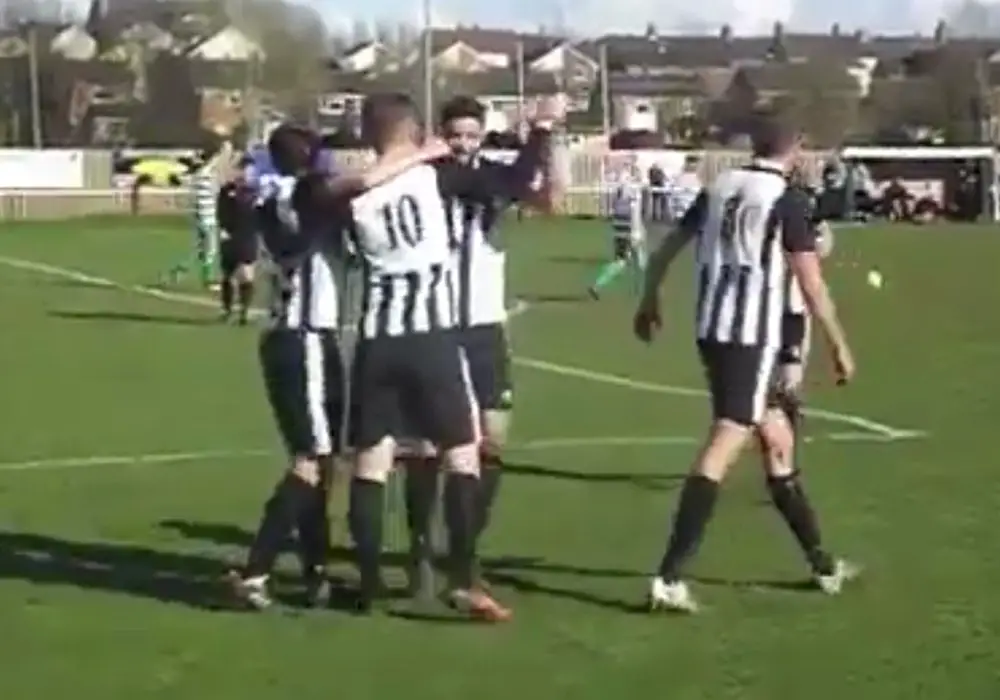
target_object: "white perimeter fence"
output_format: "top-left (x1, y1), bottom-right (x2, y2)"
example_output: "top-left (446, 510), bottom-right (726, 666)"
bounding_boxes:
top-left (0, 149), bottom-right (836, 221)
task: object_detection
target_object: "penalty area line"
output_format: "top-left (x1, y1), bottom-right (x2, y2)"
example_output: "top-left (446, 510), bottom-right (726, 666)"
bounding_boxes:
top-left (0, 431), bottom-right (925, 474)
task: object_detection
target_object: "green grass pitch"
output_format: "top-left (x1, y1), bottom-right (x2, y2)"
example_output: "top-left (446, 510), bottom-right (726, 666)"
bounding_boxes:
top-left (0, 216), bottom-right (998, 699)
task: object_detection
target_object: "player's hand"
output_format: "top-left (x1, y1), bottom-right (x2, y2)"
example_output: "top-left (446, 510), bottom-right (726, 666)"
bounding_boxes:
top-left (633, 298), bottom-right (661, 344)
top-left (419, 137), bottom-right (452, 161)
top-left (831, 342), bottom-right (855, 386)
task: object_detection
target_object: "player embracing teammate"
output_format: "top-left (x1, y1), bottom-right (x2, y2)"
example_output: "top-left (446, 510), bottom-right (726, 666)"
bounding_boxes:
top-left (228, 95), bottom-right (561, 621)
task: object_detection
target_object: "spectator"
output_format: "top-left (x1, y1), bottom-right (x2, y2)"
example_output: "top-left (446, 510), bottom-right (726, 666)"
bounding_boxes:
top-left (648, 162), bottom-right (667, 221)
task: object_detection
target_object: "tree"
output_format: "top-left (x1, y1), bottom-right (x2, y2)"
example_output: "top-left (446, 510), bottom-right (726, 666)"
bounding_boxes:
top-left (229, 0), bottom-right (332, 119)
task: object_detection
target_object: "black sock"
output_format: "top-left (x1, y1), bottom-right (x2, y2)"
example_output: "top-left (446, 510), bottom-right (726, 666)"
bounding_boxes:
top-left (237, 281), bottom-right (254, 316)
top-left (220, 274), bottom-right (234, 314)
top-left (295, 480), bottom-right (330, 574)
top-left (348, 477), bottom-right (385, 591)
top-left (475, 454), bottom-right (503, 539)
top-left (245, 473), bottom-right (315, 578)
top-left (404, 459), bottom-right (439, 558)
top-left (657, 474), bottom-right (720, 582)
top-left (767, 472), bottom-right (835, 575)
top-left (443, 472), bottom-right (479, 590)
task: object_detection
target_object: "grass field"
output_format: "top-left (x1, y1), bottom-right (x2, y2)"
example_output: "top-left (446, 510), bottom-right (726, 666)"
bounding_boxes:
top-left (1, 215), bottom-right (998, 699)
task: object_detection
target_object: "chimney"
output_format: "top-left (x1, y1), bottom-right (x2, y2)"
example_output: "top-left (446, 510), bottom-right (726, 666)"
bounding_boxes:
top-left (645, 22), bottom-right (657, 40)
top-left (831, 23), bottom-right (840, 37)
top-left (772, 21), bottom-right (784, 39)
top-left (720, 24), bottom-right (732, 43)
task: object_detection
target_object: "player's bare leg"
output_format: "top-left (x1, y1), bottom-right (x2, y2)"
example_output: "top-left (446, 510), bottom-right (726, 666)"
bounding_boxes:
top-left (350, 438), bottom-right (396, 613)
top-left (650, 419), bottom-right (751, 613)
top-left (759, 404), bottom-right (860, 594)
top-left (228, 455), bottom-right (329, 610)
top-left (441, 441), bottom-right (512, 622)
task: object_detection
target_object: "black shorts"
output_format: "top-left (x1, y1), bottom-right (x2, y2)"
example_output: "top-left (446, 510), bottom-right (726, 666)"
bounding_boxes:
top-left (778, 313), bottom-right (807, 365)
top-left (259, 329), bottom-right (345, 457)
top-left (457, 323), bottom-right (512, 411)
top-left (350, 331), bottom-right (478, 451)
top-left (220, 235), bottom-right (258, 274)
top-left (697, 340), bottom-right (780, 427)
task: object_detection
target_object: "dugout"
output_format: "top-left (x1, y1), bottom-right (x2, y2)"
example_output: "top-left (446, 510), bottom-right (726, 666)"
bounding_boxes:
top-left (839, 145), bottom-right (998, 222)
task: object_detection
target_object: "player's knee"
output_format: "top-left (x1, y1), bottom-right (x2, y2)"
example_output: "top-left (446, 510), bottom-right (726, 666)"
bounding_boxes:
top-left (354, 437), bottom-right (395, 483)
top-left (443, 442), bottom-right (480, 477)
top-left (481, 410), bottom-right (510, 456)
top-left (290, 455), bottom-right (322, 485)
top-left (695, 418), bottom-right (752, 480)
top-left (236, 264), bottom-right (255, 283)
top-left (758, 410), bottom-right (795, 477)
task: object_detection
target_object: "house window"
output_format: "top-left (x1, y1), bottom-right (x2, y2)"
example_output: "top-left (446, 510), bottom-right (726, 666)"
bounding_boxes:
top-left (90, 87), bottom-right (126, 105)
top-left (93, 117), bottom-right (129, 144)
top-left (318, 95), bottom-right (345, 115)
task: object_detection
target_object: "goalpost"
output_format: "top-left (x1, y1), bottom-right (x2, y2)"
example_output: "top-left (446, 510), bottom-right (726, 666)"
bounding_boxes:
top-left (838, 145), bottom-right (998, 222)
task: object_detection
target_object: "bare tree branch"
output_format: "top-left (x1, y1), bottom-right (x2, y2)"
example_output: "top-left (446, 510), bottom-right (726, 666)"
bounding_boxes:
top-left (228, 0), bottom-right (331, 117)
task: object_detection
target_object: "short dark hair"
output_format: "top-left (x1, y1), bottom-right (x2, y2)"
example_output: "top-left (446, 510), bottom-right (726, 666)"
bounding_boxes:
top-left (439, 95), bottom-right (486, 126)
top-left (750, 113), bottom-right (799, 159)
top-left (360, 92), bottom-right (420, 147)
top-left (268, 123), bottom-right (319, 175)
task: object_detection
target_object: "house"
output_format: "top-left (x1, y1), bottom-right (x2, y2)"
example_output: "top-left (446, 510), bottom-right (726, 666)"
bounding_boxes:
top-left (43, 58), bottom-right (137, 145)
top-left (337, 41), bottom-right (392, 73)
top-left (416, 27), bottom-right (561, 71)
top-left (606, 68), bottom-right (708, 132)
top-left (187, 26), bottom-right (264, 62)
top-left (731, 61), bottom-right (859, 106)
top-left (50, 25), bottom-right (99, 61)
top-left (189, 59), bottom-right (254, 136)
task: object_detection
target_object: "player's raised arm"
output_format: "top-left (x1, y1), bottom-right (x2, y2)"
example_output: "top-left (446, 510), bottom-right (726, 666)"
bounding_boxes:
top-left (324, 139), bottom-right (451, 199)
top-left (780, 187), bottom-right (855, 384)
top-left (434, 97), bottom-right (565, 205)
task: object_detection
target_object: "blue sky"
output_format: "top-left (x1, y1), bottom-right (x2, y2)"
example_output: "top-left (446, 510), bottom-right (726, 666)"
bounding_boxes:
top-left (64, 0), bottom-right (987, 37)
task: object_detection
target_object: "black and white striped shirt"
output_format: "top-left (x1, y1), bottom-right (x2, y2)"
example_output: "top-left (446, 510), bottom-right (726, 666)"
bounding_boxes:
top-left (264, 174), bottom-right (351, 331)
top-left (447, 150), bottom-right (543, 328)
top-left (684, 160), bottom-right (815, 348)
top-left (347, 131), bottom-right (549, 339)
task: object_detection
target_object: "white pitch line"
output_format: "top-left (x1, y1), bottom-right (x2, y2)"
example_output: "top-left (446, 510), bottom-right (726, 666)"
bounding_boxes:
top-left (513, 356), bottom-right (918, 440)
top-left (0, 431), bottom-right (924, 475)
top-left (0, 448), bottom-right (271, 473)
top-left (0, 255), bottom-right (925, 441)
